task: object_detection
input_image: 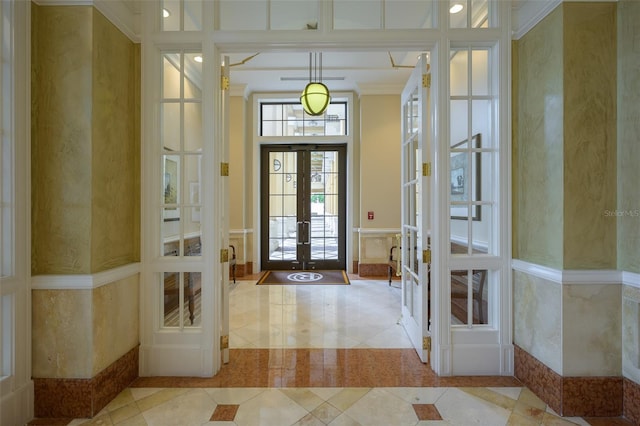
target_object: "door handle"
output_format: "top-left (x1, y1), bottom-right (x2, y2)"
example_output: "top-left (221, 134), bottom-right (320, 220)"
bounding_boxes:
top-left (296, 221), bottom-right (311, 245)
top-left (296, 221), bottom-right (304, 245)
top-left (303, 221), bottom-right (310, 245)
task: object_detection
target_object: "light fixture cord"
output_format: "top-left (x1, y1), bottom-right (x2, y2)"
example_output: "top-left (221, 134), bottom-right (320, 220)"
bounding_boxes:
top-left (309, 52), bottom-right (312, 83)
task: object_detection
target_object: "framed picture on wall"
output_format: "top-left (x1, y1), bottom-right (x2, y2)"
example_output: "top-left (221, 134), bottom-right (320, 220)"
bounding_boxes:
top-left (450, 133), bottom-right (482, 221)
top-left (163, 154), bottom-right (180, 222)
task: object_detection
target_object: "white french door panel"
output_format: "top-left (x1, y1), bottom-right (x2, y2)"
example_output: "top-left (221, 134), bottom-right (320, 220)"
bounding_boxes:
top-left (219, 55), bottom-right (231, 365)
top-left (141, 346), bottom-right (214, 377)
top-left (399, 53), bottom-right (431, 363)
top-left (140, 41), bottom-right (218, 377)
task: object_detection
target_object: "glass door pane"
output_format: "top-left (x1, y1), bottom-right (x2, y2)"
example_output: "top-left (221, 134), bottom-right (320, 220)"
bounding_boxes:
top-left (261, 145), bottom-right (346, 270)
top-left (268, 151), bottom-right (298, 261)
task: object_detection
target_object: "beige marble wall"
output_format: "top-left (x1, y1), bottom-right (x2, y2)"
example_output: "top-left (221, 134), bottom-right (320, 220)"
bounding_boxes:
top-left (92, 9), bottom-right (140, 272)
top-left (31, 5), bottom-right (141, 380)
top-left (513, 270), bottom-right (562, 374)
top-left (32, 288), bottom-right (93, 378)
top-left (563, 283), bottom-right (621, 376)
top-left (359, 232), bottom-right (398, 265)
top-left (617, 0), bottom-right (640, 274)
top-left (562, 3), bottom-right (617, 270)
top-left (618, 0), bottom-right (640, 389)
top-left (514, 7), bottom-right (564, 269)
top-left (92, 276), bottom-right (140, 376)
top-left (31, 5), bottom-right (94, 275)
top-left (32, 275), bottom-right (139, 379)
top-left (32, 5), bottom-right (139, 274)
top-left (623, 286), bottom-right (640, 383)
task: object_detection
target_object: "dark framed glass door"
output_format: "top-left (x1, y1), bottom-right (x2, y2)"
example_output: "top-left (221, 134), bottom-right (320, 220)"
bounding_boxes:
top-left (261, 144), bottom-right (347, 270)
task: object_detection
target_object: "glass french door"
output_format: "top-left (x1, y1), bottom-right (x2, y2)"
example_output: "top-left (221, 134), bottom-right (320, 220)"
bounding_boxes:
top-left (400, 54), bottom-right (431, 363)
top-left (261, 144), bottom-right (347, 270)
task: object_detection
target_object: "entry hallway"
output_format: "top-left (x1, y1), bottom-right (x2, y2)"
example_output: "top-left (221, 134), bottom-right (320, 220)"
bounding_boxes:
top-left (38, 278), bottom-right (632, 426)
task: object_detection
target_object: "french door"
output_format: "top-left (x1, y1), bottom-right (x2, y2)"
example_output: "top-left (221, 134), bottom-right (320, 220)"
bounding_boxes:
top-left (260, 144), bottom-right (347, 270)
top-left (400, 54), bottom-right (432, 363)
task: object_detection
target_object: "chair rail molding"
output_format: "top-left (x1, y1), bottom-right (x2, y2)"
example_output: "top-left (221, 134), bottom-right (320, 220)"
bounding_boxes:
top-left (512, 259), bottom-right (629, 286)
top-left (31, 263), bottom-right (141, 290)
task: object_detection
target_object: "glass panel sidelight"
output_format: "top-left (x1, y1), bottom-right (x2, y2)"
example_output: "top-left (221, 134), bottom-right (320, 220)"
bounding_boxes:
top-left (162, 272), bottom-right (202, 328)
top-left (450, 269), bottom-right (489, 325)
top-left (271, 0), bottom-right (318, 30)
top-left (160, 51), bottom-right (203, 259)
top-left (449, 47), bottom-right (494, 256)
top-left (162, 0), bottom-right (202, 31)
top-left (334, 0), bottom-right (434, 29)
top-left (449, 0), bottom-right (493, 29)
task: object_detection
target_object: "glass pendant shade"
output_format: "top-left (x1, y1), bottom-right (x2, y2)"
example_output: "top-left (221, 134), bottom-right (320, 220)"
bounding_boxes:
top-left (300, 82), bottom-right (330, 116)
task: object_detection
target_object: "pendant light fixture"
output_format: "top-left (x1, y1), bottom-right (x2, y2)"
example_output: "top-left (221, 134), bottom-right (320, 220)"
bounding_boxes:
top-left (300, 52), bottom-right (330, 116)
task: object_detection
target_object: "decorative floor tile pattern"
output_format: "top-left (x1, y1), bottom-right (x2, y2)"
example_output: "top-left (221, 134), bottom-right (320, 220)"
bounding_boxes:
top-left (29, 279), bottom-right (637, 425)
top-left (210, 404), bottom-right (239, 422)
top-left (41, 385), bottom-right (633, 426)
top-left (412, 404), bottom-right (442, 421)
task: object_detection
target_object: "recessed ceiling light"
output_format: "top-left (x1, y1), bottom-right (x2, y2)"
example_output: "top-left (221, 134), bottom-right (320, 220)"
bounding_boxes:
top-left (450, 3), bottom-right (464, 14)
top-left (162, 8), bottom-right (170, 18)
top-left (194, 55), bottom-right (203, 63)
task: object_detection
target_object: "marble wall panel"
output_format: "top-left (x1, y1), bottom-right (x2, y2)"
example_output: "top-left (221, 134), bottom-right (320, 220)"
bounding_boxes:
top-left (31, 5), bottom-right (93, 275)
top-left (562, 2), bottom-right (617, 270)
top-left (562, 283), bottom-right (621, 376)
top-left (515, 7), bottom-right (564, 269)
top-left (513, 270), bottom-right (562, 374)
top-left (623, 285), bottom-right (640, 383)
top-left (360, 233), bottom-right (397, 264)
top-left (91, 8), bottom-right (139, 273)
top-left (32, 289), bottom-right (93, 378)
top-left (92, 275), bottom-right (140, 376)
top-left (617, 0), bottom-right (640, 274)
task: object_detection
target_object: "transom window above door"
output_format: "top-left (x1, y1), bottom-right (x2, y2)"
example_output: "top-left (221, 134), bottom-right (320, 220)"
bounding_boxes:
top-left (260, 101), bottom-right (347, 137)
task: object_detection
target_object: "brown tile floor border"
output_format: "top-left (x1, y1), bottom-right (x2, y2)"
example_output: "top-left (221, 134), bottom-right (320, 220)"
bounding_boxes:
top-left (514, 344), bottom-right (562, 414)
top-left (357, 263), bottom-right (388, 277)
top-left (27, 418), bottom-right (72, 425)
top-left (413, 404), bottom-right (442, 421)
top-left (624, 377), bottom-right (640, 425)
top-left (131, 348), bottom-right (522, 388)
top-left (582, 417), bottom-right (635, 425)
top-left (34, 346), bottom-right (139, 419)
top-left (563, 376), bottom-right (623, 417)
top-left (210, 404), bottom-right (239, 421)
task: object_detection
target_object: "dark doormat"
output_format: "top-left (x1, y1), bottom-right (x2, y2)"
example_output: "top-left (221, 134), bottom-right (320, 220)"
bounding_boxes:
top-left (256, 270), bottom-right (350, 285)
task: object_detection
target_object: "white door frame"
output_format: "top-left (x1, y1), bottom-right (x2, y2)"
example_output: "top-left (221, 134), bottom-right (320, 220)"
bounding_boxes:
top-left (139, 0), bottom-right (512, 377)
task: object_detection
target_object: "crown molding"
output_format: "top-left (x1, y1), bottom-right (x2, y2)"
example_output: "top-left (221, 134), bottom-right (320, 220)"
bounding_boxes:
top-left (94, 0), bottom-right (140, 43)
top-left (33, 0), bottom-right (139, 43)
top-left (511, 0), bottom-right (562, 40)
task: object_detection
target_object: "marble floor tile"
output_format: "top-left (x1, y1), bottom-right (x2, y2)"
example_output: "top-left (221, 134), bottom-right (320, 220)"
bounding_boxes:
top-left (45, 278), bottom-right (619, 426)
top-left (233, 389), bottom-right (308, 426)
